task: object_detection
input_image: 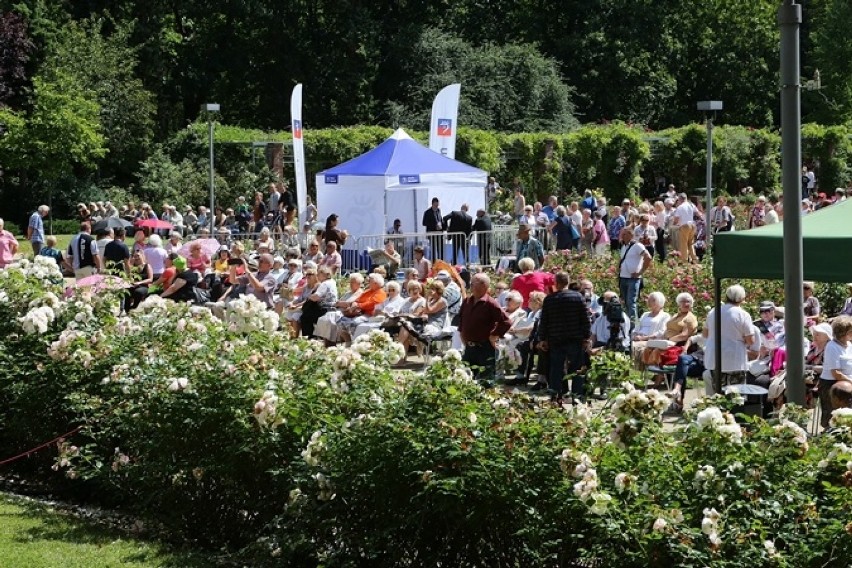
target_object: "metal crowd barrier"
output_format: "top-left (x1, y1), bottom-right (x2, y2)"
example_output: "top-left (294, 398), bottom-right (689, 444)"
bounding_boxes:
top-left (343, 226), bottom-right (524, 272)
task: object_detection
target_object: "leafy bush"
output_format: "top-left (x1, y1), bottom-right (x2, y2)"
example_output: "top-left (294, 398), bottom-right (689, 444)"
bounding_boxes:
top-left (1, 250), bottom-right (850, 568)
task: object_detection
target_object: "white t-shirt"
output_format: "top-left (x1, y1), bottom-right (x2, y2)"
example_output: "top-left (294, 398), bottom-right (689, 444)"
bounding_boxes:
top-left (674, 202), bottom-right (695, 226)
top-left (570, 210), bottom-right (583, 231)
top-left (821, 339), bottom-right (852, 382)
top-left (635, 310), bottom-right (671, 339)
top-left (619, 242), bottom-right (647, 278)
top-left (703, 303), bottom-right (756, 372)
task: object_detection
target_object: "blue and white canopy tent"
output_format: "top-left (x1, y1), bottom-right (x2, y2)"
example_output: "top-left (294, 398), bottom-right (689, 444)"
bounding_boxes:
top-left (316, 128), bottom-right (487, 251)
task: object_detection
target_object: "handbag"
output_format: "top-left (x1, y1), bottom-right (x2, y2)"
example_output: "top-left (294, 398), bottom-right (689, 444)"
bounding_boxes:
top-left (747, 359), bottom-right (770, 377)
top-left (659, 345), bottom-right (683, 366)
top-left (568, 218), bottom-right (580, 240)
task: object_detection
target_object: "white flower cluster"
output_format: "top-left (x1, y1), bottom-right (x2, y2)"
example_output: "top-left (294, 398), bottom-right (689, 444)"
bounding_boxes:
top-left (111, 447), bottom-right (131, 472)
top-left (135, 295), bottom-right (170, 316)
top-left (695, 407), bottom-right (743, 445)
top-left (351, 330), bottom-right (406, 365)
top-left (223, 294), bottom-right (279, 334)
top-left (58, 299), bottom-right (95, 330)
top-left (439, 349), bottom-right (474, 383)
top-left (652, 509), bottom-right (684, 533)
top-left (167, 377), bottom-right (190, 392)
top-left (817, 442), bottom-right (851, 470)
top-left (113, 316), bottom-right (142, 337)
top-left (830, 407), bottom-right (852, 429)
top-left (313, 472), bottom-right (335, 501)
top-left (19, 305), bottom-right (56, 334)
top-left (701, 507), bottom-right (723, 546)
top-left (253, 390), bottom-right (283, 429)
top-left (614, 472), bottom-right (637, 493)
top-left (693, 465), bottom-right (721, 492)
top-left (612, 382), bottom-right (670, 421)
top-left (330, 345), bottom-right (363, 374)
top-left (774, 419), bottom-right (809, 452)
top-left (301, 431), bottom-right (325, 467)
top-left (0, 290), bottom-right (8, 303)
top-left (47, 328), bottom-right (84, 361)
top-left (562, 451), bottom-right (605, 508)
top-left (6, 256), bottom-right (64, 284)
top-left (443, 348), bottom-right (462, 362)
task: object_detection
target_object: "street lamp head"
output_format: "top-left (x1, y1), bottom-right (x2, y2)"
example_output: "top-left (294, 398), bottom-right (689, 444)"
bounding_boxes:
top-left (696, 101), bottom-right (723, 111)
top-left (203, 103), bottom-right (221, 113)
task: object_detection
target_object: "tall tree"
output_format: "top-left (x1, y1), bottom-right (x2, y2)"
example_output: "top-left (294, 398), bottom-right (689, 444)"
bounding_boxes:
top-left (41, 17), bottom-right (155, 181)
top-left (0, 11), bottom-right (35, 108)
top-left (808, 0), bottom-right (852, 124)
top-left (391, 28), bottom-right (577, 132)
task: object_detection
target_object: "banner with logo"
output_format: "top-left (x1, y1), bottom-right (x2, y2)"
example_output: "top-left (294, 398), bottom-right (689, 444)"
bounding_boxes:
top-left (290, 83), bottom-right (308, 226)
top-left (428, 83), bottom-right (461, 159)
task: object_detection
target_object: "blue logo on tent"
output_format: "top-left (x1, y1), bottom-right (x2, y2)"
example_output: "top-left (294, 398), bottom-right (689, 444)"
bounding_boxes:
top-left (399, 175), bottom-right (420, 185)
top-left (325, 175), bottom-right (338, 184)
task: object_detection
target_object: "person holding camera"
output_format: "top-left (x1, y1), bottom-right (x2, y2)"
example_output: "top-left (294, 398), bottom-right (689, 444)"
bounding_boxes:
top-left (590, 292), bottom-right (631, 353)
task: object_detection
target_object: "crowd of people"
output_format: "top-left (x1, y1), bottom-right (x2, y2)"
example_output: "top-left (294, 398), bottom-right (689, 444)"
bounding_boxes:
top-left (3, 174), bottom-right (852, 425)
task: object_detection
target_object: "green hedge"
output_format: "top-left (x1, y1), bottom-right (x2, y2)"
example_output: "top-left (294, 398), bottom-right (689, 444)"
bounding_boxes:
top-left (164, 122), bottom-right (851, 211)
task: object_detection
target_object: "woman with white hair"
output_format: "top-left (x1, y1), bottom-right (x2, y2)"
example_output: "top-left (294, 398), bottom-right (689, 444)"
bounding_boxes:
top-left (165, 231), bottom-right (182, 254)
top-left (641, 292), bottom-right (698, 382)
top-left (703, 285), bottom-right (757, 391)
top-left (331, 273), bottom-right (388, 344)
top-left (632, 292), bottom-right (671, 366)
top-left (144, 234), bottom-right (169, 280)
top-left (314, 273), bottom-right (365, 343)
top-left (255, 226), bottom-right (276, 252)
top-left (350, 280), bottom-right (407, 340)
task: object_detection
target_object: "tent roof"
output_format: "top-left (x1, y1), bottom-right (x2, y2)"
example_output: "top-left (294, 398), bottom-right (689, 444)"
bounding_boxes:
top-left (713, 198), bottom-right (852, 282)
top-left (320, 128), bottom-right (485, 176)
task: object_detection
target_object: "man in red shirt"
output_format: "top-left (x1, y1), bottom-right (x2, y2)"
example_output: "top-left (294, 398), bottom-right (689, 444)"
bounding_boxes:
top-left (458, 273), bottom-right (511, 386)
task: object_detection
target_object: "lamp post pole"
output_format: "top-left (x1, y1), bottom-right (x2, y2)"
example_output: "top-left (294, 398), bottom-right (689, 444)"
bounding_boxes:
top-left (697, 101), bottom-right (723, 245)
top-left (204, 104), bottom-right (220, 234)
top-left (779, 1), bottom-right (805, 406)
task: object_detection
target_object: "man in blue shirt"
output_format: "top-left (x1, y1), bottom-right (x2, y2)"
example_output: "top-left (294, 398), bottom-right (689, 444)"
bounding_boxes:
top-left (541, 195), bottom-right (559, 221)
top-left (27, 205), bottom-right (49, 256)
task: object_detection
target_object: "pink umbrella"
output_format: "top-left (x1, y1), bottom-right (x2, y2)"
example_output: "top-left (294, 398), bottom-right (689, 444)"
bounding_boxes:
top-left (65, 274), bottom-right (131, 298)
top-left (136, 219), bottom-right (173, 230)
top-left (177, 238), bottom-right (221, 259)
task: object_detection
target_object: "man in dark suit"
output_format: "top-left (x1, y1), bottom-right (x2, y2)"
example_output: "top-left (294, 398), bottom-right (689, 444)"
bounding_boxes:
top-left (443, 203), bottom-right (473, 265)
top-left (422, 197), bottom-right (443, 261)
top-left (472, 208), bottom-right (492, 266)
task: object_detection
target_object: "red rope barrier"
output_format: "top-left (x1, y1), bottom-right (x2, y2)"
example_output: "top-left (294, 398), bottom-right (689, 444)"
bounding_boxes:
top-left (0, 426), bottom-right (83, 467)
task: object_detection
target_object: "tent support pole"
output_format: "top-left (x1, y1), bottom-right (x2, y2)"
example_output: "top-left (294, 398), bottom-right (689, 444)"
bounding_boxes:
top-left (714, 277), bottom-right (723, 394)
top-left (779, 0), bottom-right (805, 406)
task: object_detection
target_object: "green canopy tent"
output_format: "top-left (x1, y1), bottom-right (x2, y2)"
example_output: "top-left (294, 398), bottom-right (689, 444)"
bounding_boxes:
top-left (710, 198), bottom-right (852, 395)
top-left (714, 198), bottom-right (852, 282)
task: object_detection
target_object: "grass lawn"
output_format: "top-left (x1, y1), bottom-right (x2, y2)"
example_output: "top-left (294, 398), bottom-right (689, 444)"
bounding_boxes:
top-left (0, 493), bottom-right (216, 567)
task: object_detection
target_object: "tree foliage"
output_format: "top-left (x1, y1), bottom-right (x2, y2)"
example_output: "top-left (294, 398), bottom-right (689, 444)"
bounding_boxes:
top-left (0, 11), bottom-right (35, 107)
top-left (391, 28), bottom-right (577, 132)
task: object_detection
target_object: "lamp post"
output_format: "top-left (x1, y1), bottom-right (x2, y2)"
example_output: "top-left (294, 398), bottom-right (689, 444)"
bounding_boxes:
top-left (203, 103), bottom-right (220, 234)
top-left (697, 101), bottom-right (723, 244)
top-left (779, 0), bottom-right (805, 406)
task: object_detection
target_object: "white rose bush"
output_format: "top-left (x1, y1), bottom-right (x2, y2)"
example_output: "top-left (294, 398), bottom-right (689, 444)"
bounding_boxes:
top-left (0, 259), bottom-right (850, 567)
